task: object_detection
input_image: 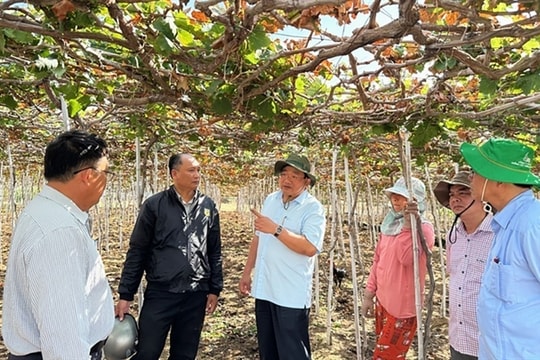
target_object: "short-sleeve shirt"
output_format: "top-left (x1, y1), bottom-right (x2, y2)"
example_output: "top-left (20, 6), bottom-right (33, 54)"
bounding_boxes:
top-left (251, 189), bottom-right (326, 309)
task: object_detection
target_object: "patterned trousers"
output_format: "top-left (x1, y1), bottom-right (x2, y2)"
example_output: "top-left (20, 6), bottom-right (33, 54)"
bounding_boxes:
top-left (373, 302), bottom-right (417, 360)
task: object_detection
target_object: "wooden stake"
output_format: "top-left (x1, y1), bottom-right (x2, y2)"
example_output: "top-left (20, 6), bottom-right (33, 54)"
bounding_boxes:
top-left (398, 128), bottom-right (424, 360)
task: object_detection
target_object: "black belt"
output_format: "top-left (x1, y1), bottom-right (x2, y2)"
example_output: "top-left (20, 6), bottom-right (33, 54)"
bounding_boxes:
top-left (8, 340), bottom-right (106, 359)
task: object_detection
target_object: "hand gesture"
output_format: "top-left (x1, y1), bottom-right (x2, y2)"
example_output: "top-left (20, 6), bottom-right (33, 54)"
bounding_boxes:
top-left (250, 208), bottom-right (277, 235)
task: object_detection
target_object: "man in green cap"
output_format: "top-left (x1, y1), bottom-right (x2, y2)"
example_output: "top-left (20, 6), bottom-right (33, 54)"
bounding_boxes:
top-left (239, 153), bottom-right (326, 360)
top-left (460, 138), bottom-right (540, 359)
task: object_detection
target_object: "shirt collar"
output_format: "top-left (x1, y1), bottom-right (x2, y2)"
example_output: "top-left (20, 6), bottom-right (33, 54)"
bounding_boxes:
top-left (456, 212), bottom-right (494, 235)
top-left (174, 189), bottom-right (198, 205)
top-left (279, 189), bottom-right (309, 205)
top-left (493, 189), bottom-right (533, 230)
top-left (40, 184), bottom-right (89, 226)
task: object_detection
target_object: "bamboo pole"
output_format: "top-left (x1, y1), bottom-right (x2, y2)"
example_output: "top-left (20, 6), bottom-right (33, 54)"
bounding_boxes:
top-left (420, 180), bottom-right (436, 354)
top-left (7, 140), bottom-right (16, 230)
top-left (153, 147), bottom-right (159, 193)
top-left (135, 137), bottom-right (145, 312)
top-left (314, 255), bottom-right (320, 315)
top-left (424, 164), bottom-right (447, 316)
top-left (365, 177), bottom-right (377, 246)
top-left (60, 96), bottom-right (70, 130)
top-left (0, 162), bottom-right (4, 267)
top-left (398, 128), bottom-right (424, 360)
top-left (343, 155), bottom-right (362, 360)
top-left (336, 190), bottom-right (347, 256)
top-left (115, 180), bottom-right (126, 250)
top-left (325, 147), bottom-right (339, 344)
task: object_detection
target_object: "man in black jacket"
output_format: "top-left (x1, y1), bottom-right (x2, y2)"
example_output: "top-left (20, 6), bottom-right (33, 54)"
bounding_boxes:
top-left (115, 153), bottom-right (223, 360)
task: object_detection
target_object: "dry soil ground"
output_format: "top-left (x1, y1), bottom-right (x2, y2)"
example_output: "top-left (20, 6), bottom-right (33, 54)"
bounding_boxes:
top-left (0, 210), bottom-right (451, 359)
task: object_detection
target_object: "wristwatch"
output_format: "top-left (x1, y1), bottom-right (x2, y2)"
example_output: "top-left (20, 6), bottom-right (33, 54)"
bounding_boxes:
top-left (274, 225), bottom-right (283, 237)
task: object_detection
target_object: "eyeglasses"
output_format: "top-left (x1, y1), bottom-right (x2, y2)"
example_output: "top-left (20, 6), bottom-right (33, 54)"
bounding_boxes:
top-left (279, 172), bottom-right (306, 181)
top-left (73, 166), bottom-right (115, 178)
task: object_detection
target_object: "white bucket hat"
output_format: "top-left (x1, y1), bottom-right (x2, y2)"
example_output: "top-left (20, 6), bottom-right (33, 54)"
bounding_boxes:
top-left (384, 177), bottom-right (426, 202)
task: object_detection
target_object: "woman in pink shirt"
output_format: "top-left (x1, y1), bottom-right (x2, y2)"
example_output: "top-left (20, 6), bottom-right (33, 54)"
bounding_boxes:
top-left (361, 177), bottom-right (435, 360)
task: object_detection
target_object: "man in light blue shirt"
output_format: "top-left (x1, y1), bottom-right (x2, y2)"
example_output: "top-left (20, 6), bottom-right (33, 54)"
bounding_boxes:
top-left (460, 138), bottom-right (540, 359)
top-left (239, 154), bottom-right (326, 360)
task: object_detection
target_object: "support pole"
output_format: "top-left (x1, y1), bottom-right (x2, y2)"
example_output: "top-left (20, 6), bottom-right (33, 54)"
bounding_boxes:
top-left (398, 128), bottom-right (424, 360)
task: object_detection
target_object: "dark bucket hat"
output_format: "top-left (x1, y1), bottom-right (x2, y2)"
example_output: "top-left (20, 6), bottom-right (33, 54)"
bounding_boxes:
top-left (460, 138), bottom-right (540, 186)
top-left (434, 169), bottom-right (472, 208)
top-left (274, 154), bottom-right (316, 187)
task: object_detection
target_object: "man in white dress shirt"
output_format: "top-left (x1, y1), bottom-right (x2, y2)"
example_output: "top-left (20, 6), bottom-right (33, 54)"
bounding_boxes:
top-left (2, 130), bottom-right (115, 360)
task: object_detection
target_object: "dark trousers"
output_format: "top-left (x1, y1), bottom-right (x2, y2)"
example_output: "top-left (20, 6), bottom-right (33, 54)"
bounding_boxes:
top-left (255, 299), bottom-right (311, 360)
top-left (132, 289), bottom-right (208, 360)
top-left (450, 346), bottom-right (478, 360)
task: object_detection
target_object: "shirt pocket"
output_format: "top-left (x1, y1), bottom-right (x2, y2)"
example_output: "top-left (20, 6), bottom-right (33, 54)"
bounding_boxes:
top-left (485, 262), bottom-right (518, 303)
top-left (468, 258), bottom-right (487, 287)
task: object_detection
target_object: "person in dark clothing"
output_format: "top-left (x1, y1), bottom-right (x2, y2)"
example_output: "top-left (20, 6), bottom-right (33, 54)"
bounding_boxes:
top-left (115, 153), bottom-right (223, 360)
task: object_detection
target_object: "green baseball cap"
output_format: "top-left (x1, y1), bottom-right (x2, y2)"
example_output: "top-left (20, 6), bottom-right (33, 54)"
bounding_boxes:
top-left (460, 138), bottom-right (540, 186)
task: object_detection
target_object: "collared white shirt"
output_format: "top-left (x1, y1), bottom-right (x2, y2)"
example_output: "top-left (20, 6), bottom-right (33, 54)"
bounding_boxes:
top-left (447, 213), bottom-right (494, 357)
top-left (2, 185), bottom-right (114, 359)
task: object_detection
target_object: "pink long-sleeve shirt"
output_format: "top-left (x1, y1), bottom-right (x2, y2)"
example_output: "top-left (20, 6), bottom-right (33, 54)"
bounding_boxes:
top-left (366, 223), bottom-right (435, 318)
